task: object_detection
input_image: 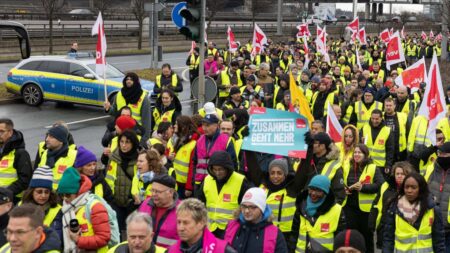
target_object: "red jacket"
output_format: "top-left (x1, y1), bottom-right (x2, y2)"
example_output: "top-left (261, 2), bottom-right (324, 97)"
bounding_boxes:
top-left (76, 175), bottom-right (111, 250)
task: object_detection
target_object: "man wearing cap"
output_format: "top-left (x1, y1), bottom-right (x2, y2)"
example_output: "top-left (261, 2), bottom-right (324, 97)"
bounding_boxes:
top-left (360, 109), bottom-right (394, 178)
top-left (311, 78), bottom-right (339, 121)
top-left (216, 61), bottom-right (244, 106)
top-left (138, 174), bottom-right (180, 249)
top-left (348, 87), bottom-right (383, 129)
top-left (240, 74), bottom-right (263, 103)
top-left (0, 187), bottom-right (13, 245)
top-left (196, 151), bottom-right (251, 239)
top-left (423, 141), bottom-right (450, 249)
top-left (188, 115), bottom-right (237, 196)
top-left (291, 175), bottom-right (346, 253)
top-left (224, 187), bottom-right (288, 252)
top-left (36, 125), bottom-right (78, 190)
top-left (334, 229), bottom-right (366, 253)
top-left (222, 87), bottom-right (249, 111)
top-left (198, 102), bottom-right (224, 120)
top-left (305, 132), bottom-right (346, 204)
top-left (0, 118), bottom-right (32, 200)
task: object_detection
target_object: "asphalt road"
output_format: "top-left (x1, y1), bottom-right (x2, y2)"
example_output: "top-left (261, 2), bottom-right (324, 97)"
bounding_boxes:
top-left (0, 52), bottom-right (192, 160)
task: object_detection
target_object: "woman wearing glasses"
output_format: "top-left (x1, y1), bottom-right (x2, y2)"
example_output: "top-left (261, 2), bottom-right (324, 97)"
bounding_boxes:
top-left (21, 166), bottom-right (63, 241)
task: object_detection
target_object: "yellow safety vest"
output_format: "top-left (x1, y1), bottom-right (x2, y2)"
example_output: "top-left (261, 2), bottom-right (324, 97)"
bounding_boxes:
top-left (406, 45), bottom-right (417, 57)
top-left (116, 91), bottom-right (147, 125)
top-left (355, 101), bottom-right (383, 129)
top-left (156, 74), bottom-right (178, 92)
top-left (107, 242), bottom-right (165, 253)
top-left (296, 204), bottom-right (342, 253)
top-left (105, 160), bottom-right (137, 194)
top-left (311, 92), bottom-right (336, 119)
top-left (189, 55), bottom-right (200, 70)
top-left (198, 108), bottom-right (224, 119)
top-left (219, 69), bottom-right (243, 98)
top-left (43, 205), bottom-right (62, 227)
top-left (167, 139), bottom-right (197, 184)
top-left (362, 124), bottom-right (391, 167)
top-left (279, 59), bottom-right (292, 72)
top-left (261, 186), bottom-right (296, 232)
top-left (38, 149), bottom-right (77, 190)
top-left (407, 115), bottom-right (431, 153)
top-left (109, 135), bottom-right (142, 154)
top-left (320, 159), bottom-right (341, 181)
top-left (148, 138), bottom-right (162, 148)
top-left (384, 112), bottom-right (407, 153)
top-left (0, 244), bottom-right (59, 253)
top-left (131, 174), bottom-right (152, 200)
top-left (374, 182), bottom-right (389, 230)
top-left (394, 208), bottom-right (434, 253)
top-left (76, 199), bottom-right (108, 253)
top-left (254, 55), bottom-right (270, 67)
top-left (204, 172), bottom-right (245, 231)
top-left (0, 150), bottom-right (18, 191)
top-left (398, 99), bottom-right (416, 115)
top-left (38, 142), bottom-right (77, 159)
top-left (152, 109), bottom-right (176, 131)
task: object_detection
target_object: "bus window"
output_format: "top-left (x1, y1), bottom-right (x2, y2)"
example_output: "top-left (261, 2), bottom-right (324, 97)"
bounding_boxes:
top-left (0, 21), bottom-right (30, 59)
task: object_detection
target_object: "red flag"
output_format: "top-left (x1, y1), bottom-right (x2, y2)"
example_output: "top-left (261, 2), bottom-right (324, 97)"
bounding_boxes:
top-left (421, 31), bottom-right (428, 41)
top-left (227, 26), bottom-right (238, 53)
top-left (395, 57), bottom-right (426, 93)
top-left (389, 28), bottom-right (394, 37)
top-left (346, 17), bottom-right (359, 32)
top-left (380, 29), bottom-right (390, 43)
top-left (418, 53), bottom-right (447, 145)
top-left (251, 24), bottom-right (268, 56)
top-left (326, 103), bottom-right (343, 143)
top-left (92, 12), bottom-right (106, 76)
top-left (386, 31), bottom-right (405, 70)
top-left (429, 30), bottom-right (434, 38)
top-left (436, 33), bottom-right (443, 41)
top-left (358, 27), bottom-right (367, 45)
top-left (296, 23), bottom-right (311, 38)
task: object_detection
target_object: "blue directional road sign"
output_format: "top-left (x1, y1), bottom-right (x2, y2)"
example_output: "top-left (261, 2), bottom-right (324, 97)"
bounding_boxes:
top-left (171, 2), bottom-right (187, 29)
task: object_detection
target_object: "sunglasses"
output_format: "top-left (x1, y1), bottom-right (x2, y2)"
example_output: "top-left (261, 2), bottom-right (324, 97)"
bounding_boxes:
top-left (35, 189), bottom-right (50, 195)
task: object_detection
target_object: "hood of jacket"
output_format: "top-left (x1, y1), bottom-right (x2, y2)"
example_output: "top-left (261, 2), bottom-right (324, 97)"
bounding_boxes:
top-left (34, 228), bottom-right (62, 253)
top-left (77, 174), bottom-right (93, 195)
top-left (342, 124), bottom-right (359, 146)
top-left (325, 142), bottom-right (340, 161)
top-left (1, 130), bottom-right (25, 156)
top-left (206, 151), bottom-right (235, 181)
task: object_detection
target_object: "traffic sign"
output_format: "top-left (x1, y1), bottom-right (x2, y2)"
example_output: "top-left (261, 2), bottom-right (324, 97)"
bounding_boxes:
top-left (171, 2), bottom-right (187, 29)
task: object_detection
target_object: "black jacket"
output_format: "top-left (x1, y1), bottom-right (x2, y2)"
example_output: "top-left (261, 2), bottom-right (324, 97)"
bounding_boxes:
top-left (290, 190), bottom-right (346, 253)
top-left (0, 130), bottom-right (32, 196)
top-left (0, 212), bottom-right (8, 246)
top-left (153, 72), bottom-right (183, 94)
top-left (312, 91), bottom-right (339, 121)
top-left (32, 228), bottom-right (62, 252)
top-left (382, 197), bottom-right (446, 253)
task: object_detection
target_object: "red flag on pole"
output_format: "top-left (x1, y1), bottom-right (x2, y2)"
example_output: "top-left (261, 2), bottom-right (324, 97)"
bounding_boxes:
top-left (418, 53), bottom-right (447, 145)
top-left (227, 26), bottom-right (238, 53)
top-left (296, 23), bottom-right (311, 38)
top-left (251, 24), bottom-right (268, 56)
top-left (386, 31), bottom-right (405, 70)
top-left (395, 57), bottom-right (426, 93)
top-left (92, 12), bottom-right (107, 76)
top-left (326, 103), bottom-right (343, 143)
top-left (380, 29), bottom-right (390, 43)
top-left (346, 17), bottom-right (359, 32)
top-left (429, 30), bottom-right (434, 39)
top-left (358, 27), bottom-right (367, 45)
top-left (421, 31), bottom-right (428, 41)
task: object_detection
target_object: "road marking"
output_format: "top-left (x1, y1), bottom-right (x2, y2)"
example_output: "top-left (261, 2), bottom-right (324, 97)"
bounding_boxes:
top-left (180, 99), bottom-right (197, 104)
top-left (172, 67), bottom-right (188, 70)
top-left (181, 68), bottom-right (189, 81)
top-left (112, 61), bottom-right (140, 65)
top-left (44, 115), bottom-right (110, 128)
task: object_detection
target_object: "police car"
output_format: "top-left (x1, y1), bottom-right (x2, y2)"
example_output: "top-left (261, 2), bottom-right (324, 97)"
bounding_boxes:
top-left (6, 53), bottom-right (155, 106)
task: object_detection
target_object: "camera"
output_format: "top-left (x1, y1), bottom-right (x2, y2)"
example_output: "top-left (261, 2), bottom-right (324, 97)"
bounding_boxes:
top-left (69, 219), bottom-right (80, 233)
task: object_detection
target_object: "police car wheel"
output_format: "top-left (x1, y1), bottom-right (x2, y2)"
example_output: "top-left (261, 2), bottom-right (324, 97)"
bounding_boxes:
top-left (22, 84), bottom-right (43, 106)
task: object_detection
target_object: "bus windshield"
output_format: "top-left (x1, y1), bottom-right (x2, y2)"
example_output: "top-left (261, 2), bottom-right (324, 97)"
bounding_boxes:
top-left (0, 21), bottom-right (31, 59)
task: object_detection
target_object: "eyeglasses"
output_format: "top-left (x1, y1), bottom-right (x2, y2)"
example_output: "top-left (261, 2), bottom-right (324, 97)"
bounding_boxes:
top-left (35, 189), bottom-right (51, 195)
top-left (4, 228), bottom-right (36, 237)
top-left (240, 204), bottom-right (258, 211)
top-left (151, 188), bottom-right (170, 195)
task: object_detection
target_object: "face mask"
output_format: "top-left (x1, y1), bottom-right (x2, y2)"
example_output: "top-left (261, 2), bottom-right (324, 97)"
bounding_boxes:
top-left (437, 157), bottom-right (450, 169)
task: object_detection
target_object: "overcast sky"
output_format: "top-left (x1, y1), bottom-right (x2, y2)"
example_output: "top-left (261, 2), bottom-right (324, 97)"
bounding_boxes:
top-left (337, 3), bottom-right (424, 14)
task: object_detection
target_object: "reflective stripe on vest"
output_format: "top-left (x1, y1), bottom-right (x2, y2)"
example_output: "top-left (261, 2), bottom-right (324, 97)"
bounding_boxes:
top-left (357, 164), bottom-right (377, 212)
top-left (363, 124), bottom-right (390, 167)
top-left (321, 160), bottom-right (341, 181)
top-left (195, 134), bottom-right (229, 184)
top-left (116, 91), bottom-right (147, 125)
top-left (311, 91), bottom-right (335, 118)
top-left (153, 109), bottom-right (176, 131)
top-left (77, 199), bottom-right (108, 253)
top-left (204, 173), bottom-right (244, 231)
top-left (43, 205), bottom-right (62, 227)
top-left (38, 149), bottom-right (77, 191)
top-left (407, 116), bottom-right (431, 153)
top-left (219, 69), bottom-right (242, 97)
top-left (375, 182), bottom-right (389, 230)
top-left (156, 74), bottom-right (177, 89)
top-left (397, 112), bottom-right (407, 152)
top-left (296, 204), bottom-right (342, 253)
top-left (355, 101), bottom-right (382, 129)
top-left (394, 208), bottom-right (434, 253)
top-left (262, 186), bottom-right (296, 232)
top-left (171, 140), bottom-right (196, 184)
top-left (189, 55), bottom-right (200, 70)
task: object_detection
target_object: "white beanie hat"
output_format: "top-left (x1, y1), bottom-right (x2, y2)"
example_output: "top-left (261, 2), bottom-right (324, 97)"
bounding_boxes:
top-left (242, 187), bottom-right (267, 213)
top-left (203, 102), bottom-right (216, 115)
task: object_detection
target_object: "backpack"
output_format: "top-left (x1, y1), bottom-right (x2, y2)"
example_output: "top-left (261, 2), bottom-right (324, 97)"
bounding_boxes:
top-left (84, 194), bottom-right (120, 247)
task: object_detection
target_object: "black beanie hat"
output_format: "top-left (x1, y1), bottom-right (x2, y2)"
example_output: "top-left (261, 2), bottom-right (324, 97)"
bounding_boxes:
top-left (208, 151), bottom-right (234, 172)
top-left (47, 125), bottom-right (68, 144)
top-left (151, 174), bottom-right (176, 189)
top-left (334, 229), bottom-right (366, 252)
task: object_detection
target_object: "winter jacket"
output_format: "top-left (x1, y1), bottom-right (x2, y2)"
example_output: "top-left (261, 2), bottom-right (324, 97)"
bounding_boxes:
top-left (76, 174), bottom-right (111, 250)
top-left (382, 197), bottom-right (446, 253)
top-left (32, 228), bottom-right (62, 252)
top-left (154, 72), bottom-right (183, 94)
top-left (225, 207), bottom-right (288, 253)
top-left (0, 130), bottom-right (32, 196)
top-left (0, 212), bottom-right (8, 246)
top-left (425, 162), bottom-right (450, 233)
top-left (290, 190), bottom-right (346, 252)
top-left (151, 95), bottom-right (182, 131)
top-left (108, 149), bottom-right (136, 207)
top-left (46, 206), bottom-right (63, 242)
top-left (90, 172), bottom-right (114, 203)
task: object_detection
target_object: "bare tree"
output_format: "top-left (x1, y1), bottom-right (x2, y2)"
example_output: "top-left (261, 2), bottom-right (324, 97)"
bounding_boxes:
top-left (93, 0), bottom-right (113, 15)
top-left (41, 0), bottom-right (66, 54)
top-left (206, 0), bottom-right (226, 33)
top-left (131, 0), bottom-right (146, 50)
top-left (399, 11), bottom-right (413, 26)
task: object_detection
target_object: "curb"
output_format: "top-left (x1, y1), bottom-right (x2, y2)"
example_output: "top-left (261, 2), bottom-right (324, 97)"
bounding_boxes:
top-left (0, 97), bottom-right (21, 105)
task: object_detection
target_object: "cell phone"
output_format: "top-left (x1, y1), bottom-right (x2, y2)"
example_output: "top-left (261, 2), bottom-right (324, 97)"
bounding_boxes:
top-left (69, 219), bottom-right (80, 233)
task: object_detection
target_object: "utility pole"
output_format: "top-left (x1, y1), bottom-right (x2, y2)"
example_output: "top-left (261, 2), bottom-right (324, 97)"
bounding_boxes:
top-left (441, 0), bottom-right (449, 62)
top-left (198, 0), bottom-right (206, 108)
top-left (152, 0), bottom-right (159, 69)
top-left (276, 0), bottom-right (283, 35)
top-left (352, 0), bottom-right (358, 18)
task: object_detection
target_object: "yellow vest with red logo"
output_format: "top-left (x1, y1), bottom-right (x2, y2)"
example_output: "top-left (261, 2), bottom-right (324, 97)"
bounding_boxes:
top-left (152, 109), bottom-right (175, 131)
top-left (355, 101), bottom-right (383, 129)
top-left (116, 91), bottom-right (147, 125)
top-left (38, 148), bottom-right (77, 190)
top-left (261, 185), bottom-right (296, 232)
top-left (203, 172), bottom-right (245, 232)
top-left (0, 150), bottom-right (19, 193)
top-left (167, 139), bottom-right (197, 184)
top-left (394, 208), bottom-right (434, 253)
top-left (362, 124), bottom-right (391, 167)
top-left (76, 199), bottom-right (109, 253)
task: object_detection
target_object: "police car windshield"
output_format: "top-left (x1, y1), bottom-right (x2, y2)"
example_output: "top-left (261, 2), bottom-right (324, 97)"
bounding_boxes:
top-left (87, 64), bottom-right (124, 79)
